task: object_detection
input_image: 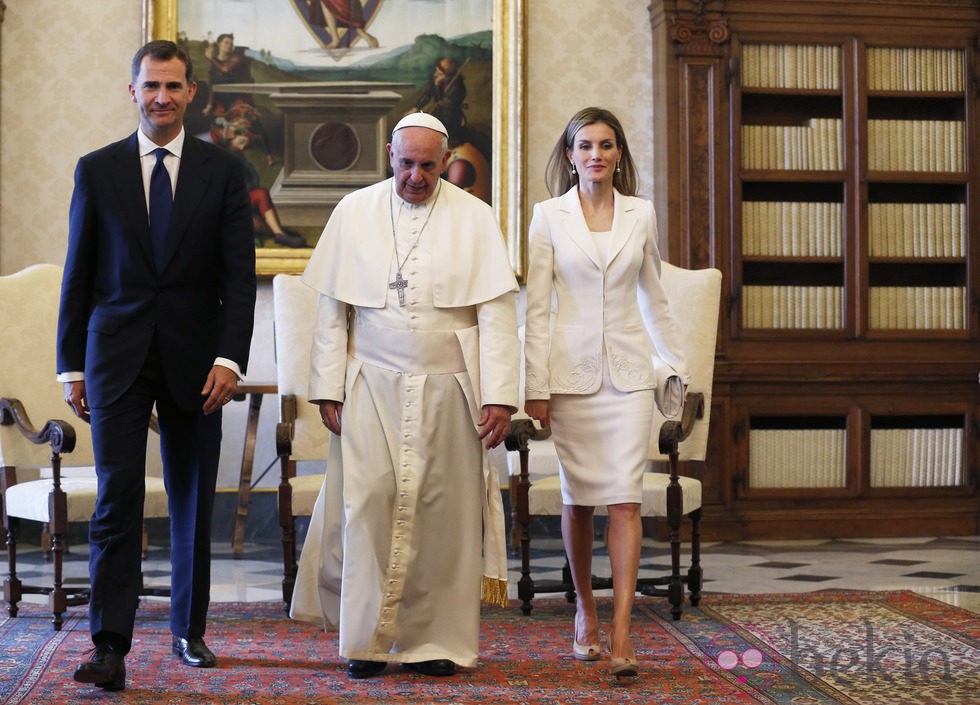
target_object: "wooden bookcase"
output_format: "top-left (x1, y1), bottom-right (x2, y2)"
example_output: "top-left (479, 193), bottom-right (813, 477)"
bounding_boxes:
top-left (650, 0), bottom-right (979, 539)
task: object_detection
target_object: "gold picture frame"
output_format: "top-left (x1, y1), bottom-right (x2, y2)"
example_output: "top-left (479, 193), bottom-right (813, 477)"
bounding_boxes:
top-left (143, 0), bottom-right (526, 280)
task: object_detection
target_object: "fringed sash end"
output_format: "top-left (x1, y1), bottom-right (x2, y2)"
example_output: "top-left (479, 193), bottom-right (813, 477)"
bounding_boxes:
top-left (481, 576), bottom-right (508, 608)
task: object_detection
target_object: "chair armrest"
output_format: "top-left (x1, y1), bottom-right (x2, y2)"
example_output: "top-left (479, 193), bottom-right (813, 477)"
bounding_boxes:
top-left (0, 397), bottom-right (76, 455)
top-left (504, 418), bottom-right (551, 453)
top-left (276, 393), bottom-right (297, 460)
top-left (658, 392), bottom-right (704, 457)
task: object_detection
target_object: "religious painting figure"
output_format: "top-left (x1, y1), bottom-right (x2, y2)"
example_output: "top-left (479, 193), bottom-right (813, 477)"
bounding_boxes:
top-left (306, 0), bottom-right (380, 49)
top-left (210, 112), bottom-right (307, 248)
top-left (202, 33), bottom-right (255, 116)
top-left (415, 56), bottom-right (491, 203)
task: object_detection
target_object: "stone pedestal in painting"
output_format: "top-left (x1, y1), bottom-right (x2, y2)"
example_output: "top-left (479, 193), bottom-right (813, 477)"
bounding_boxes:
top-left (215, 81), bottom-right (408, 226)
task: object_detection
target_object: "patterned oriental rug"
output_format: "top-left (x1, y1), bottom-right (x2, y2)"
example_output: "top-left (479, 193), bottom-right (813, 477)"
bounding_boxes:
top-left (1, 591), bottom-right (977, 704)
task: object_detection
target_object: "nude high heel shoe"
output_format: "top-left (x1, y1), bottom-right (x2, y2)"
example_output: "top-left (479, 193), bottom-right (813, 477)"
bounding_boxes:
top-left (572, 611), bottom-right (600, 661)
top-left (609, 637), bottom-right (639, 679)
top-left (610, 654), bottom-right (638, 678)
top-left (572, 639), bottom-right (600, 661)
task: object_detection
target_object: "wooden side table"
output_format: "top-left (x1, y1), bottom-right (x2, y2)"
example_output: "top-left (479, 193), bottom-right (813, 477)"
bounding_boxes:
top-left (231, 382), bottom-right (277, 557)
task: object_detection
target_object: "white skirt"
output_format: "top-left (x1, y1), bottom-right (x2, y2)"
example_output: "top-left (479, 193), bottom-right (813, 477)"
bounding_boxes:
top-left (549, 362), bottom-right (654, 506)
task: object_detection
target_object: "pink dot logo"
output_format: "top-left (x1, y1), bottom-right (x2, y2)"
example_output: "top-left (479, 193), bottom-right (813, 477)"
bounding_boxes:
top-left (716, 647), bottom-right (765, 683)
top-left (701, 623), bottom-right (780, 692)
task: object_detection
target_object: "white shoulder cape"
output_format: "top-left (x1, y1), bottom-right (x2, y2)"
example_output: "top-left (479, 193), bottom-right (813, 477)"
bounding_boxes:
top-left (302, 179), bottom-right (517, 306)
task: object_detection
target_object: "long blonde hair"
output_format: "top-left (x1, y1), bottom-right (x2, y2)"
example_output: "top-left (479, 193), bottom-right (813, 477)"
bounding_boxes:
top-left (543, 107), bottom-right (638, 197)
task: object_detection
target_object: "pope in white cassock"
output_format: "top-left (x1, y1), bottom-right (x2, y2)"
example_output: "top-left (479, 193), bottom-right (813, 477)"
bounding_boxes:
top-left (290, 113), bottom-right (521, 679)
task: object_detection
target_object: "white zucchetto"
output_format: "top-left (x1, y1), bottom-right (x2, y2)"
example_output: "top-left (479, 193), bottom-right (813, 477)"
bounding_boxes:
top-left (391, 112), bottom-right (449, 137)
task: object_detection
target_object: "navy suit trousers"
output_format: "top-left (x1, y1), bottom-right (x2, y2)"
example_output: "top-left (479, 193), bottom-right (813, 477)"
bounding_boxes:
top-left (87, 337), bottom-right (221, 651)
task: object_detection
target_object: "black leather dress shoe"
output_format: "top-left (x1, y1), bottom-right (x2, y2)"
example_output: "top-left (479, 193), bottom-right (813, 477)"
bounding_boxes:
top-left (404, 659), bottom-right (457, 676)
top-left (73, 645), bottom-right (126, 691)
top-left (348, 659), bottom-right (386, 679)
top-left (172, 636), bottom-right (217, 668)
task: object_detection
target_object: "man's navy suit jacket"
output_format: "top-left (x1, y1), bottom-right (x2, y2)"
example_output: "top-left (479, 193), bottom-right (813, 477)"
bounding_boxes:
top-left (57, 132), bottom-right (256, 409)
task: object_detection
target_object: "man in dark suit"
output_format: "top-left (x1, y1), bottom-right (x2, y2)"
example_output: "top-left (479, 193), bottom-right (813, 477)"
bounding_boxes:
top-left (57, 40), bottom-right (256, 692)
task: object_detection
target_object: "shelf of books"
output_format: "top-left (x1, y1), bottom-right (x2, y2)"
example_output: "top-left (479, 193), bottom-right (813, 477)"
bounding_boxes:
top-left (748, 417), bottom-right (848, 490)
top-left (741, 43), bottom-right (841, 91)
top-left (864, 45), bottom-right (969, 335)
top-left (866, 46), bottom-right (964, 95)
top-left (736, 40), bottom-right (972, 338)
top-left (737, 42), bottom-right (847, 334)
top-left (744, 412), bottom-right (969, 495)
top-left (869, 416), bottom-right (965, 489)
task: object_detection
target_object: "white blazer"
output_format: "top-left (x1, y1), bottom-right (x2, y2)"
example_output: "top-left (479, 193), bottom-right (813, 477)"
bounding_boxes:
top-left (524, 187), bottom-right (690, 398)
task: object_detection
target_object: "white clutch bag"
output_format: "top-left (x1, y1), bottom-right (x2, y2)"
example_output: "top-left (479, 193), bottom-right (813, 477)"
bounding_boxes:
top-left (652, 357), bottom-right (684, 418)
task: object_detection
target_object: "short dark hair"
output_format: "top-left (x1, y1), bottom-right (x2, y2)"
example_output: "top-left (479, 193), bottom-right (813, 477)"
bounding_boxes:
top-left (131, 40), bottom-right (194, 84)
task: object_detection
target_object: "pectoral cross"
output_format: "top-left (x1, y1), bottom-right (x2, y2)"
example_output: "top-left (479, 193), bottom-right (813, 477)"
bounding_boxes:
top-left (388, 272), bottom-right (408, 306)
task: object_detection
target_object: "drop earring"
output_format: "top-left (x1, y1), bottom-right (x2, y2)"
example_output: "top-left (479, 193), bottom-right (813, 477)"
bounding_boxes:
top-left (615, 160), bottom-right (621, 173)
top-left (569, 160), bottom-right (577, 176)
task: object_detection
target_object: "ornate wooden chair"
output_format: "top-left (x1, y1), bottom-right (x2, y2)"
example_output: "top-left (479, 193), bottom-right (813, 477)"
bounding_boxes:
top-left (0, 264), bottom-right (169, 630)
top-left (272, 274), bottom-right (329, 611)
top-left (507, 263), bottom-right (722, 619)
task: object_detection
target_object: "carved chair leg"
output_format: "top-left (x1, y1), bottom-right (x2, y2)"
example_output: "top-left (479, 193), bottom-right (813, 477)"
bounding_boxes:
top-left (517, 549), bottom-right (535, 615)
top-left (280, 506), bottom-right (297, 614)
top-left (41, 525), bottom-right (53, 560)
top-left (48, 529), bottom-right (67, 631)
top-left (282, 524), bottom-right (297, 614)
top-left (666, 477), bottom-right (684, 620)
top-left (687, 507), bottom-right (703, 606)
top-left (516, 447), bottom-right (536, 616)
top-left (3, 519), bottom-right (22, 618)
top-left (277, 450), bottom-right (298, 613)
top-left (281, 526), bottom-right (297, 611)
top-left (517, 558), bottom-right (535, 615)
top-left (47, 484), bottom-right (70, 630)
top-left (1, 467), bottom-right (22, 617)
top-left (508, 475), bottom-right (520, 555)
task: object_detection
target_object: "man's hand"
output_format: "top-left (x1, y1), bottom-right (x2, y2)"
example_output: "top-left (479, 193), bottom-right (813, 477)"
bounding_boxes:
top-left (201, 365), bottom-right (239, 415)
top-left (64, 381), bottom-right (90, 423)
top-left (478, 404), bottom-right (512, 450)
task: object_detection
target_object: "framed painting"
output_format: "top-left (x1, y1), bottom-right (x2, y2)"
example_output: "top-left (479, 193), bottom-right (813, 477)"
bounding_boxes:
top-left (144, 0), bottom-right (527, 279)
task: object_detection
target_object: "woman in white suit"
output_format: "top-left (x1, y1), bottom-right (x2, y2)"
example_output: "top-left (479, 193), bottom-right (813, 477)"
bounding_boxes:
top-left (523, 107), bottom-right (690, 678)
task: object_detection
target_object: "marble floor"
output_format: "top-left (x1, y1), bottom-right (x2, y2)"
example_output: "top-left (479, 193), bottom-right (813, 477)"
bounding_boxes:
top-left (9, 534), bottom-right (980, 614)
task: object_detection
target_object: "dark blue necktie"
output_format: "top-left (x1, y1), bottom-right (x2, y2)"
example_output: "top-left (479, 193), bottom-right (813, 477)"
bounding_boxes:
top-left (149, 147), bottom-right (173, 270)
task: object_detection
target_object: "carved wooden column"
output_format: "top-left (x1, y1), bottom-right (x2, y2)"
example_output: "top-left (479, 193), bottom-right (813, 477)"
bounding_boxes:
top-left (650, 1), bottom-right (732, 525)
top-left (650, 0), bottom-right (730, 271)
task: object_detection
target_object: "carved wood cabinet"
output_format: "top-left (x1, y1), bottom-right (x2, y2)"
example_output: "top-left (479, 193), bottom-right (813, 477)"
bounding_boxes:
top-left (650, 0), bottom-right (979, 539)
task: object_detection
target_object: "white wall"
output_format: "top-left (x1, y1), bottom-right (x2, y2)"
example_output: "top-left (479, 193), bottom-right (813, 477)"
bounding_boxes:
top-left (0, 0), bottom-right (654, 489)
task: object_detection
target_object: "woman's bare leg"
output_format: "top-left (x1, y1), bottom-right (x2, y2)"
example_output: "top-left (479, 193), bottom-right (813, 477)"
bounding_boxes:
top-left (562, 504), bottom-right (599, 648)
top-left (606, 502), bottom-right (641, 660)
